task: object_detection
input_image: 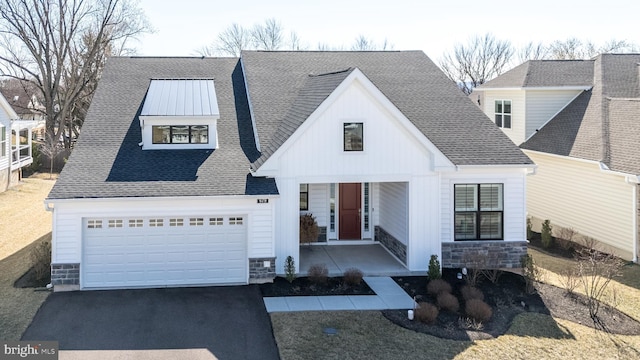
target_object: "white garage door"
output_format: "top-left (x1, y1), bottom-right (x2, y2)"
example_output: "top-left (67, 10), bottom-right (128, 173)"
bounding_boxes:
top-left (83, 216), bottom-right (247, 288)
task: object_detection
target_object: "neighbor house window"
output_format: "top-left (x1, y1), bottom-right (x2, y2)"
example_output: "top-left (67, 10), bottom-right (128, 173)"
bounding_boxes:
top-left (494, 100), bottom-right (511, 129)
top-left (344, 122), bottom-right (363, 151)
top-left (0, 126), bottom-right (6, 157)
top-left (454, 184), bottom-right (503, 240)
top-left (152, 125), bottom-right (208, 144)
top-left (300, 184), bottom-right (309, 211)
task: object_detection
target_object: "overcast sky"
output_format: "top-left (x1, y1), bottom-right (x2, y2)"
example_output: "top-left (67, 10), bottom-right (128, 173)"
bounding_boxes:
top-left (135, 0), bottom-right (640, 60)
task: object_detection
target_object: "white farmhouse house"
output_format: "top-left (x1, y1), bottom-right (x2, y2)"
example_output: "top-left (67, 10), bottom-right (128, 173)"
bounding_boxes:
top-left (46, 51), bottom-right (533, 291)
top-left (473, 54), bottom-right (640, 262)
top-left (0, 92), bottom-right (35, 192)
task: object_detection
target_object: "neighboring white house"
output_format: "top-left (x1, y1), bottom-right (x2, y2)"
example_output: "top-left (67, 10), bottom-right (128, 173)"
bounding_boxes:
top-left (473, 54), bottom-right (640, 262)
top-left (0, 92), bottom-right (34, 192)
top-left (45, 51), bottom-right (533, 291)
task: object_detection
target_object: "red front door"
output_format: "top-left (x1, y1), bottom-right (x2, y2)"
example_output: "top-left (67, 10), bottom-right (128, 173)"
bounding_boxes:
top-left (339, 183), bottom-right (361, 240)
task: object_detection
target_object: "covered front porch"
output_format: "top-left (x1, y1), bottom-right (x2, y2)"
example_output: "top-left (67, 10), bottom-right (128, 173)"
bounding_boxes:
top-left (299, 244), bottom-right (419, 277)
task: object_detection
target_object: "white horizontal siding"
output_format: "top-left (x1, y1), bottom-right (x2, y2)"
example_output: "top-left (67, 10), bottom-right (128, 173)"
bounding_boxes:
top-left (379, 182), bottom-right (408, 245)
top-left (50, 196), bottom-right (275, 264)
top-left (482, 90), bottom-right (525, 145)
top-left (0, 109), bottom-right (10, 172)
top-left (525, 90), bottom-right (581, 140)
top-left (441, 168), bottom-right (527, 243)
top-left (526, 151), bottom-right (635, 258)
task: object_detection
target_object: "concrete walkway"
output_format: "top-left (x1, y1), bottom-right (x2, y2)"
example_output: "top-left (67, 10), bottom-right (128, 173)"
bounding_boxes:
top-left (263, 276), bottom-right (416, 312)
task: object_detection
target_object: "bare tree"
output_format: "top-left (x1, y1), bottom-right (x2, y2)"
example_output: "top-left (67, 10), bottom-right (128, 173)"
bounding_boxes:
top-left (546, 38), bottom-right (638, 60)
top-left (288, 31), bottom-right (305, 51)
top-left (39, 134), bottom-right (62, 179)
top-left (0, 0), bottom-right (150, 148)
top-left (518, 41), bottom-right (548, 63)
top-left (351, 35), bottom-right (393, 51)
top-left (251, 18), bottom-right (283, 51)
top-left (439, 33), bottom-right (514, 94)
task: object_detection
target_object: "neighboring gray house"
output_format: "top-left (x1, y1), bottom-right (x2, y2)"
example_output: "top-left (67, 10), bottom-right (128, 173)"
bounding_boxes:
top-left (473, 54), bottom-right (640, 262)
top-left (46, 51), bottom-right (532, 291)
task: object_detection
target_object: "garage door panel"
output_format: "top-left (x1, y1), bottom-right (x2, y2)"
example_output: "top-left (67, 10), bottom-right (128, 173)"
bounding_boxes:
top-left (83, 216), bottom-right (247, 288)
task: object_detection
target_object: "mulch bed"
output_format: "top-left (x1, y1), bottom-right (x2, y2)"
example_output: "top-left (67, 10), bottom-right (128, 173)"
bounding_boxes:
top-left (382, 269), bottom-right (640, 340)
top-left (260, 276), bottom-right (375, 297)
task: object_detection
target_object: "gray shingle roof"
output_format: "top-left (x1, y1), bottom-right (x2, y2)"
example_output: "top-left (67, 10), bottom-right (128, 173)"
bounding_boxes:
top-left (479, 60), bottom-right (594, 88)
top-left (242, 51), bottom-right (532, 167)
top-left (48, 57), bottom-right (277, 199)
top-left (521, 54), bottom-right (640, 175)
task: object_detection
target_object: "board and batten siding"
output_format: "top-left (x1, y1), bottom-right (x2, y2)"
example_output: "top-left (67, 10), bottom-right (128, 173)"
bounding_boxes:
top-left (526, 151), bottom-right (636, 259)
top-left (524, 90), bottom-right (582, 141)
top-left (482, 90), bottom-right (526, 145)
top-left (50, 196), bottom-right (276, 265)
top-left (261, 80), bottom-right (440, 181)
top-left (378, 182), bottom-right (408, 245)
top-left (301, 183), bottom-right (328, 227)
top-left (440, 168), bottom-right (528, 243)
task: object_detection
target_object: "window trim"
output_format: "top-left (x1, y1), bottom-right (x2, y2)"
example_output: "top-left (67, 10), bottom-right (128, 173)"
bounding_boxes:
top-left (299, 184), bottom-right (309, 211)
top-left (343, 122), bottom-right (364, 151)
top-left (494, 100), bottom-right (512, 129)
top-left (454, 183), bottom-right (504, 241)
top-left (0, 125), bottom-right (6, 158)
top-left (151, 125), bottom-right (209, 145)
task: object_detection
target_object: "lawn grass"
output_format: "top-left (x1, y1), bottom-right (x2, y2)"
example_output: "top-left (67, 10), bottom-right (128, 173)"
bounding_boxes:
top-left (272, 249), bottom-right (640, 359)
top-left (0, 176), bottom-right (56, 260)
top-left (271, 311), bottom-right (640, 360)
top-left (0, 233), bottom-right (51, 340)
top-left (0, 175), bottom-right (55, 340)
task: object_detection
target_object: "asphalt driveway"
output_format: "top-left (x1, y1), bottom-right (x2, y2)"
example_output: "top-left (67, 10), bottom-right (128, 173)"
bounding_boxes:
top-left (21, 285), bottom-right (280, 360)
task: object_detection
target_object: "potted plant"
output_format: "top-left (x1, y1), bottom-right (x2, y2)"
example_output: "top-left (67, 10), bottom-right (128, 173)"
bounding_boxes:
top-left (299, 213), bottom-right (319, 246)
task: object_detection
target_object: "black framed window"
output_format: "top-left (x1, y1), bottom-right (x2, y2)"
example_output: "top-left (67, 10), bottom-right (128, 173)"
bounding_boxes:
top-left (343, 123), bottom-right (363, 151)
top-left (152, 125), bottom-right (209, 144)
top-left (494, 100), bottom-right (511, 129)
top-left (300, 184), bottom-right (309, 210)
top-left (454, 184), bottom-right (503, 240)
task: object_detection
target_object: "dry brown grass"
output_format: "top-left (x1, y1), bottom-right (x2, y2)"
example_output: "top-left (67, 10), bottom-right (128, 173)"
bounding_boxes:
top-left (0, 175), bottom-right (55, 340)
top-left (271, 311), bottom-right (640, 360)
top-left (0, 176), bottom-right (55, 260)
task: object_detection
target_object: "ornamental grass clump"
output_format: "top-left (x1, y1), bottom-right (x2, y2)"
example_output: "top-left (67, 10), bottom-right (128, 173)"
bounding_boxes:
top-left (307, 263), bottom-right (328, 285)
top-left (415, 302), bottom-right (439, 324)
top-left (460, 285), bottom-right (484, 302)
top-left (343, 268), bottom-right (364, 287)
top-left (437, 292), bottom-right (460, 313)
top-left (427, 279), bottom-right (452, 296)
top-left (465, 299), bottom-right (492, 323)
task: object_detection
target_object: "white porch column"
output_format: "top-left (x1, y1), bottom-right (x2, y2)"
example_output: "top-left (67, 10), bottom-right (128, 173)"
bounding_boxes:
top-left (407, 175), bottom-right (440, 270)
top-left (274, 177), bottom-right (301, 273)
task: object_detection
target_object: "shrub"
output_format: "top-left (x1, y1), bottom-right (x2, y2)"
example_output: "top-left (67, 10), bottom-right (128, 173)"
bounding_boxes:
top-left (465, 299), bottom-right (492, 323)
top-left (521, 254), bottom-right (541, 294)
top-left (461, 252), bottom-right (488, 286)
top-left (284, 256), bottom-right (296, 283)
top-left (437, 292), bottom-right (460, 312)
top-left (557, 227), bottom-right (578, 251)
top-left (427, 279), bottom-right (452, 296)
top-left (541, 219), bottom-right (553, 248)
top-left (427, 254), bottom-right (441, 280)
top-left (307, 263), bottom-right (328, 285)
top-left (526, 217), bottom-right (533, 240)
top-left (30, 240), bottom-right (51, 281)
top-left (558, 267), bottom-right (579, 295)
top-left (299, 214), bottom-right (319, 245)
top-left (415, 302), bottom-right (439, 324)
top-left (343, 268), bottom-right (363, 287)
top-left (460, 285), bottom-right (484, 302)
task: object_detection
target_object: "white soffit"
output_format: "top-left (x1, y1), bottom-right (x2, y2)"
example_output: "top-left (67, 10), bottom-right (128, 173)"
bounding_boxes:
top-left (141, 79), bottom-right (220, 117)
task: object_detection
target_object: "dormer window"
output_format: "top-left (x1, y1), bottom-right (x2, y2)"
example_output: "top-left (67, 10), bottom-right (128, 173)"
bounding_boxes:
top-left (139, 79), bottom-right (219, 150)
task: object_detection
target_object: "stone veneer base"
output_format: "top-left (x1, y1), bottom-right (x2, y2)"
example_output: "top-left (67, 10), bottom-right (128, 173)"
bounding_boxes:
top-left (374, 226), bottom-right (407, 265)
top-left (441, 241), bottom-right (528, 269)
top-left (249, 257), bottom-right (276, 283)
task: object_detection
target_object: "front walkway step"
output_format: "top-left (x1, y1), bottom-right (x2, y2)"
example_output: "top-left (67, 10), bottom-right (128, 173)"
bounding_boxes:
top-left (263, 276), bottom-right (416, 313)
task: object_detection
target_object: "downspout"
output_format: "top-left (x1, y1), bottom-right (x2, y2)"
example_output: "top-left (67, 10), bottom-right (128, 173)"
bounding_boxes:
top-left (630, 179), bottom-right (638, 263)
